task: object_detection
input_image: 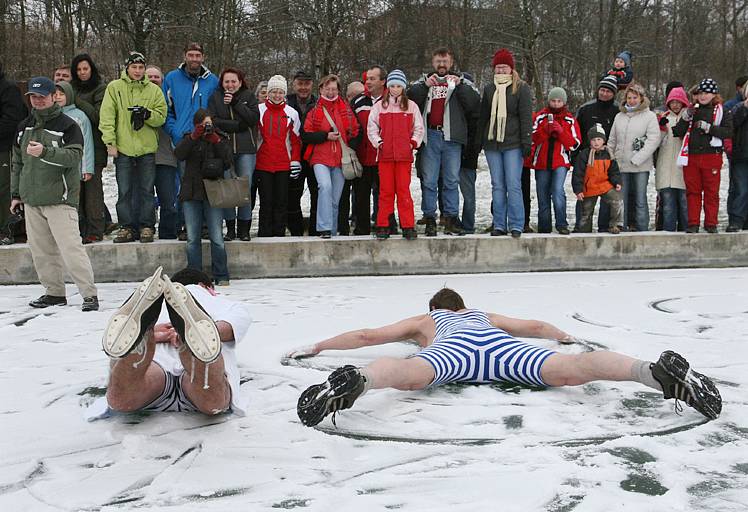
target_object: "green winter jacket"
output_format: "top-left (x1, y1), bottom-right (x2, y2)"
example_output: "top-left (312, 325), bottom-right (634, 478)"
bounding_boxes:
top-left (99, 71), bottom-right (167, 157)
top-left (11, 104), bottom-right (84, 207)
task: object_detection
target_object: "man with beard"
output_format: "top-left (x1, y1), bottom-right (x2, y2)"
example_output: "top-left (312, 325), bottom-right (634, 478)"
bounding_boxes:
top-left (163, 43), bottom-right (219, 239)
top-left (408, 48), bottom-right (480, 236)
top-left (573, 75), bottom-right (620, 232)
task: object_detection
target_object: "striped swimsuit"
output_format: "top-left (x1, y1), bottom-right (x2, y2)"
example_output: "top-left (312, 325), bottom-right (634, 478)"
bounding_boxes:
top-left (415, 309), bottom-right (556, 387)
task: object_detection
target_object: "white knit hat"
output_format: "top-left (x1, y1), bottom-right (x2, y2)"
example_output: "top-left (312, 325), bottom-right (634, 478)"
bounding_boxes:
top-left (267, 75), bottom-right (287, 95)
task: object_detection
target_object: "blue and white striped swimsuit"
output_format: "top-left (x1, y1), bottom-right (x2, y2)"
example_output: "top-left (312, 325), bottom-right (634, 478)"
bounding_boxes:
top-left (415, 309), bottom-right (555, 387)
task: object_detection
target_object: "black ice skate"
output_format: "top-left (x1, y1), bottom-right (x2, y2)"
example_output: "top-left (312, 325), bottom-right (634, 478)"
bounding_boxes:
top-left (297, 365), bottom-right (366, 427)
top-left (651, 350), bottom-right (722, 420)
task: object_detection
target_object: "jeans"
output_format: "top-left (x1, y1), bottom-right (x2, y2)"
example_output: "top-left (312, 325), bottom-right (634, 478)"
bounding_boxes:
top-left (115, 153), bottom-right (156, 230)
top-left (182, 199), bottom-right (229, 282)
top-left (728, 160), bottom-right (748, 227)
top-left (459, 167), bottom-right (476, 233)
top-left (155, 164), bottom-right (178, 238)
top-left (535, 167), bottom-right (569, 232)
top-left (420, 129), bottom-right (462, 218)
top-left (313, 164), bottom-right (345, 234)
top-left (620, 171), bottom-right (650, 231)
top-left (522, 167), bottom-right (531, 227)
top-left (659, 187), bottom-right (687, 232)
top-left (224, 153), bottom-right (256, 221)
top-left (486, 148), bottom-right (524, 232)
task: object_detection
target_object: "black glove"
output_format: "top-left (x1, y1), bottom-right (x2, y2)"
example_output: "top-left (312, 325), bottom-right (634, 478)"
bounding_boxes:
top-left (128, 106), bottom-right (148, 131)
top-left (659, 116), bottom-right (669, 127)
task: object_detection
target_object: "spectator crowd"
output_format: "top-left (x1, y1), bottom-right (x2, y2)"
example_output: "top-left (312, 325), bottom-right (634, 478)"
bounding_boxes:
top-left (2, 44), bottom-right (747, 293)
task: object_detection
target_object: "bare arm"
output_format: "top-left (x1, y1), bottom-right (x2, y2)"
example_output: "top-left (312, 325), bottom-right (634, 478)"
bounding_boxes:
top-left (288, 315), bottom-right (429, 358)
top-left (216, 320), bottom-right (235, 342)
top-left (487, 313), bottom-right (571, 342)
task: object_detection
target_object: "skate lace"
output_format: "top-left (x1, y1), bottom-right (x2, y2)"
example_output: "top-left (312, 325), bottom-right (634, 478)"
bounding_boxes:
top-left (131, 339), bottom-right (148, 369)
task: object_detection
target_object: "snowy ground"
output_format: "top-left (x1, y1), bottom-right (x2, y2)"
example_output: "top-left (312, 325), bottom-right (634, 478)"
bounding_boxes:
top-left (1, 269), bottom-right (747, 511)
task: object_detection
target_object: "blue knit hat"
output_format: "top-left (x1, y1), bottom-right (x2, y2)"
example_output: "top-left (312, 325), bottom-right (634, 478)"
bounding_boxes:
top-left (617, 51), bottom-right (632, 67)
top-left (387, 69), bottom-right (407, 89)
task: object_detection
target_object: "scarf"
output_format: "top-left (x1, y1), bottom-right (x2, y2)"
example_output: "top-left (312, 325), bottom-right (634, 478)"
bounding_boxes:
top-left (677, 103), bottom-right (723, 167)
top-left (488, 74), bottom-right (513, 142)
top-left (587, 145), bottom-right (609, 168)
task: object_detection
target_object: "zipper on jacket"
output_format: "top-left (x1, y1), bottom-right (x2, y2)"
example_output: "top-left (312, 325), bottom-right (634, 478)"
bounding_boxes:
top-left (230, 106), bottom-right (237, 154)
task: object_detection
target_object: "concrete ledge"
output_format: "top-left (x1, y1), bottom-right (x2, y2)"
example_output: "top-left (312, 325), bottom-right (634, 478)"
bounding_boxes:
top-left (1, 232), bottom-right (747, 284)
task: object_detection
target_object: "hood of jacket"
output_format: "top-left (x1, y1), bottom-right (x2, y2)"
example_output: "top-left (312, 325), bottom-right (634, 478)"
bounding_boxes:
top-left (120, 70), bottom-right (151, 85)
top-left (56, 80), bottom-right (76, 106)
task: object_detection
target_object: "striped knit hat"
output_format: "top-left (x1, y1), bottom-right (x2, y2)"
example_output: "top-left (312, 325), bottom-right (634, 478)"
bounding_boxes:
top-left (598, 75), bottom-right (618, 94)
top-left (125, 51), bottom-right (146, 68)
top-left (267, 74), bottom-right (287, 95)
top-left (387, 69), bottom-right (407, 89)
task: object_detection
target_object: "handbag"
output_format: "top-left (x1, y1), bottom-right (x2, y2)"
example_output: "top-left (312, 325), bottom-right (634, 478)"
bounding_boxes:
top-left (203, 164), bottom-right (250, 208)
top-left (321, 106), bottom-right (363, 180)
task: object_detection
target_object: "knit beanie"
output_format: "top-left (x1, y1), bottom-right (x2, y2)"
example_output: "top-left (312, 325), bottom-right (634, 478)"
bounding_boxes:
top-left (491, 48), bottom-right (515, 70)
top-left (125, 51), bottom-right (146, 68)
top-left (587, 123), bottom-right (607, 142)
top-left (617, 51), bottom-right (632, 67)
top-left (267, 74), bottom-right (288, 95)
top-left (548, 87), bottom-right (567, 104)
top-left (386, 69), bottom-right (407, 89)
top-left (665, 87), bottom-right (690, 109)
top-left (697, 78), bottom-right (719, 94)
top-left (598, 75), bottom-right (618, 94)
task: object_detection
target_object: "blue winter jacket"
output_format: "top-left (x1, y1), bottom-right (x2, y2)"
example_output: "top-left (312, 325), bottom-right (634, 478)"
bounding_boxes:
top-left (162, 63), bottom-right (219, 144)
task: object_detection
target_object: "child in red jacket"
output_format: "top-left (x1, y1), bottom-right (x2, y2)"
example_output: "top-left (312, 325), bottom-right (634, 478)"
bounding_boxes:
top-left (530, 87), bottom-right (581, 234)
top-left (367, 70), bottom-right (425, 240)
top-left (255, 75), bottom-right (301, 237)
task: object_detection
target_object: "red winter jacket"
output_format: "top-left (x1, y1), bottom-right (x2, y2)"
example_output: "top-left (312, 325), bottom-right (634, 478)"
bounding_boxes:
top-left (255, 101), bottom-right (302, 172)
top-left (351, 93), bottom-right (379, 166)
top-left (302, 96), bottom-right (360, 167)
top-left (531, 107), bottom-right (582, 170)
top-left (367, 95), bottom-right (425, 163)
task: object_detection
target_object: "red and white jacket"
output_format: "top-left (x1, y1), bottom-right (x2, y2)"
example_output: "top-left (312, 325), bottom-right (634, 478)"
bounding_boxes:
top-left (367, 95), bottom-right (425, 163)
top-left (255, 101), bottom-right (301, 172)
top-left (530, 107), bottom-right (581, 170)
top-left (302, 96), bottom-right (359, 167)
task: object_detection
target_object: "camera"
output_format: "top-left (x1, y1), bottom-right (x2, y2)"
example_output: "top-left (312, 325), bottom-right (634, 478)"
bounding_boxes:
top-left (204, 123), bottom-right (214, 134)
top-left (127, 106), bottom-right (145, 114)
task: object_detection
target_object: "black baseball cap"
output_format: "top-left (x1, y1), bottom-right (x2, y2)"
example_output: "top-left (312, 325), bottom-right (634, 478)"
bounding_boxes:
top-left (26, 77), bottom-right (56, 96)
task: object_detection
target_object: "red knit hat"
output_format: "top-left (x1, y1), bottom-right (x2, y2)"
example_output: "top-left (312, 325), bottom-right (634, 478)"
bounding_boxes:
top-left (492, 49), bottom-right (515, 69)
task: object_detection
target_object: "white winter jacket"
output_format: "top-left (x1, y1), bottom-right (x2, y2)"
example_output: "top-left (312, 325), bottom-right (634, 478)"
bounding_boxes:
top-left (655, 110), bottom-right (686, 190)
top-left (607, 97), bottom-right (660, 173)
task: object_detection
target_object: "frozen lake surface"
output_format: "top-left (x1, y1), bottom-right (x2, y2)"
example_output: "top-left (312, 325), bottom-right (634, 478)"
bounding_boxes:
top-left (1, 269), bottom-right (747, 511)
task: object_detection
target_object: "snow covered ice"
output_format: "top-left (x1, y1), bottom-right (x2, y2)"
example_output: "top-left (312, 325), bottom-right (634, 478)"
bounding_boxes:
top-left (1, 268), bottom-right (747, 510)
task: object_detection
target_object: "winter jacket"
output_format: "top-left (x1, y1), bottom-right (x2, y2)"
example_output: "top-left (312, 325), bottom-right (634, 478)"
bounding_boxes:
top-left (655, 110), bottom-right (686, 190)
top-left (11, 104), bottom-right (83, 207)
top-left (207, 87), bottom-right (260, 155)
top-left (477, 80), bottom-right (533, 153)
top-left (72, 81), bottom-right (107, 165)
top-left (351, 92), bottom-right (380, 166)
top-left (408, 73), bottom-right (480, 146)
top-left (155, 127), bottom-right (177, 167)
top-left (672, 103), bottom-right (733, 156)
top-left (603, 67), bottom-right (634, 90)
top-left (574, 98), bottom-right (619, 153)
top-left (163, 64), bottom-right (219, 143)
top-left (731, 104), bottom-right (748, 163)
top-left (607, 98), bottom-right (660, 173)
top-left (572, 147), bottom-right (621, 196)
top-left (0, 70), bottom-right (28, 152)
top-left (367, 95), bottom-right (424, 163)
top-left (56, 81), bottom-right (94, 176)
top-left (99, 71), bottom-right (167, 157)
top-left (302, 96), bottom-right (361, 167)
top-left (724, 92), bottom-right (745, 112)
top-left (256, 101), bottom-right (302, 172)
top-left (174, 132), bottom-right (233, 202)
top-left (287, 93), bottom-right (318, 160)
top-left (530, 107), bottom-right (581, 170)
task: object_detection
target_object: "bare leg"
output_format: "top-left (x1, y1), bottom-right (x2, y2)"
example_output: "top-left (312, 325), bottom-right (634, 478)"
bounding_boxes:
top-left (362, 357), bottom-right (435, 391)
top-left (178, 346), bottom-right (231, 415)
top-left (541, 351), bottom-right (641, 387)
top-left (106, 329), bottom-right (166, 411)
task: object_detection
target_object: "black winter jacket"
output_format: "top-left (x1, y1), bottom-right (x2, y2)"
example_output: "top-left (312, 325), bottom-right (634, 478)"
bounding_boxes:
top-left (575, 98), bottom-right (619, 153)
top-left (672, 104), bottom-right (733, 155)
top-left (0, 72), bottom-right (29, 152)
top-left (174, 133), bottom-right (233, 202)
top-left (208, 87), bottom-right (259, 155)
top-left (476, 80), bottom-right (533, 153)
top-left (732, 104), bottom-right (748, 163)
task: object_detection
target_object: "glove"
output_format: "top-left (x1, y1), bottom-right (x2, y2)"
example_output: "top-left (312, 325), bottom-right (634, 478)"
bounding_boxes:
top-left (696, 120), bottom-right (711, 133)
top-left (549, 121), bottom-right (563, 138)
top-left (681, 108), bottom-right (694, 122)
top-left (143, 108), bottom-right (151, 121)
top-left (410, 139), bottom-right (419, 150)
top-left (632, 135), bottom-right (647, 152)
top-left (285, 344), bottom-right (319, 359)
top-left (129, 106), bottom-right (147, 131)
top-left (658, 116), bottom-right (669, 127)
top-left (190, 123), bottom-right (206, 140)
top-left (290, 161), bottom-right (302, 179)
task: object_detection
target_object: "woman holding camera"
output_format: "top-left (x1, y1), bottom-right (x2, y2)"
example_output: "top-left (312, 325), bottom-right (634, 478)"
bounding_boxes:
top-left (174, 109), bottom-right (233, 285)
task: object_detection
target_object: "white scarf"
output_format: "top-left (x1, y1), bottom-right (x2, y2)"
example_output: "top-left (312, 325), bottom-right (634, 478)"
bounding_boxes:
top-left (488, 74), bottom-right (513, 142)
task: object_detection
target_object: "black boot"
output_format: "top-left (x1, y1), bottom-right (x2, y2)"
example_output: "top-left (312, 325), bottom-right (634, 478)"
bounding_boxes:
top-left (444, 216), bottom-right (465, 236)
top-left (237, 220), bottom-right (251, 241)
top-left (224, 220), bottom-right (236, 241)
top-left (424, 217), bottom-right (437, 237)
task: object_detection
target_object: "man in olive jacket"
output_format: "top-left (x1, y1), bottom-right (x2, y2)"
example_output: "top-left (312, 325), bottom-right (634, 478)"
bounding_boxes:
top-left (99, 51), bottom-right (167, 243)
top-left (11, 76), bottom-right (98, 311)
